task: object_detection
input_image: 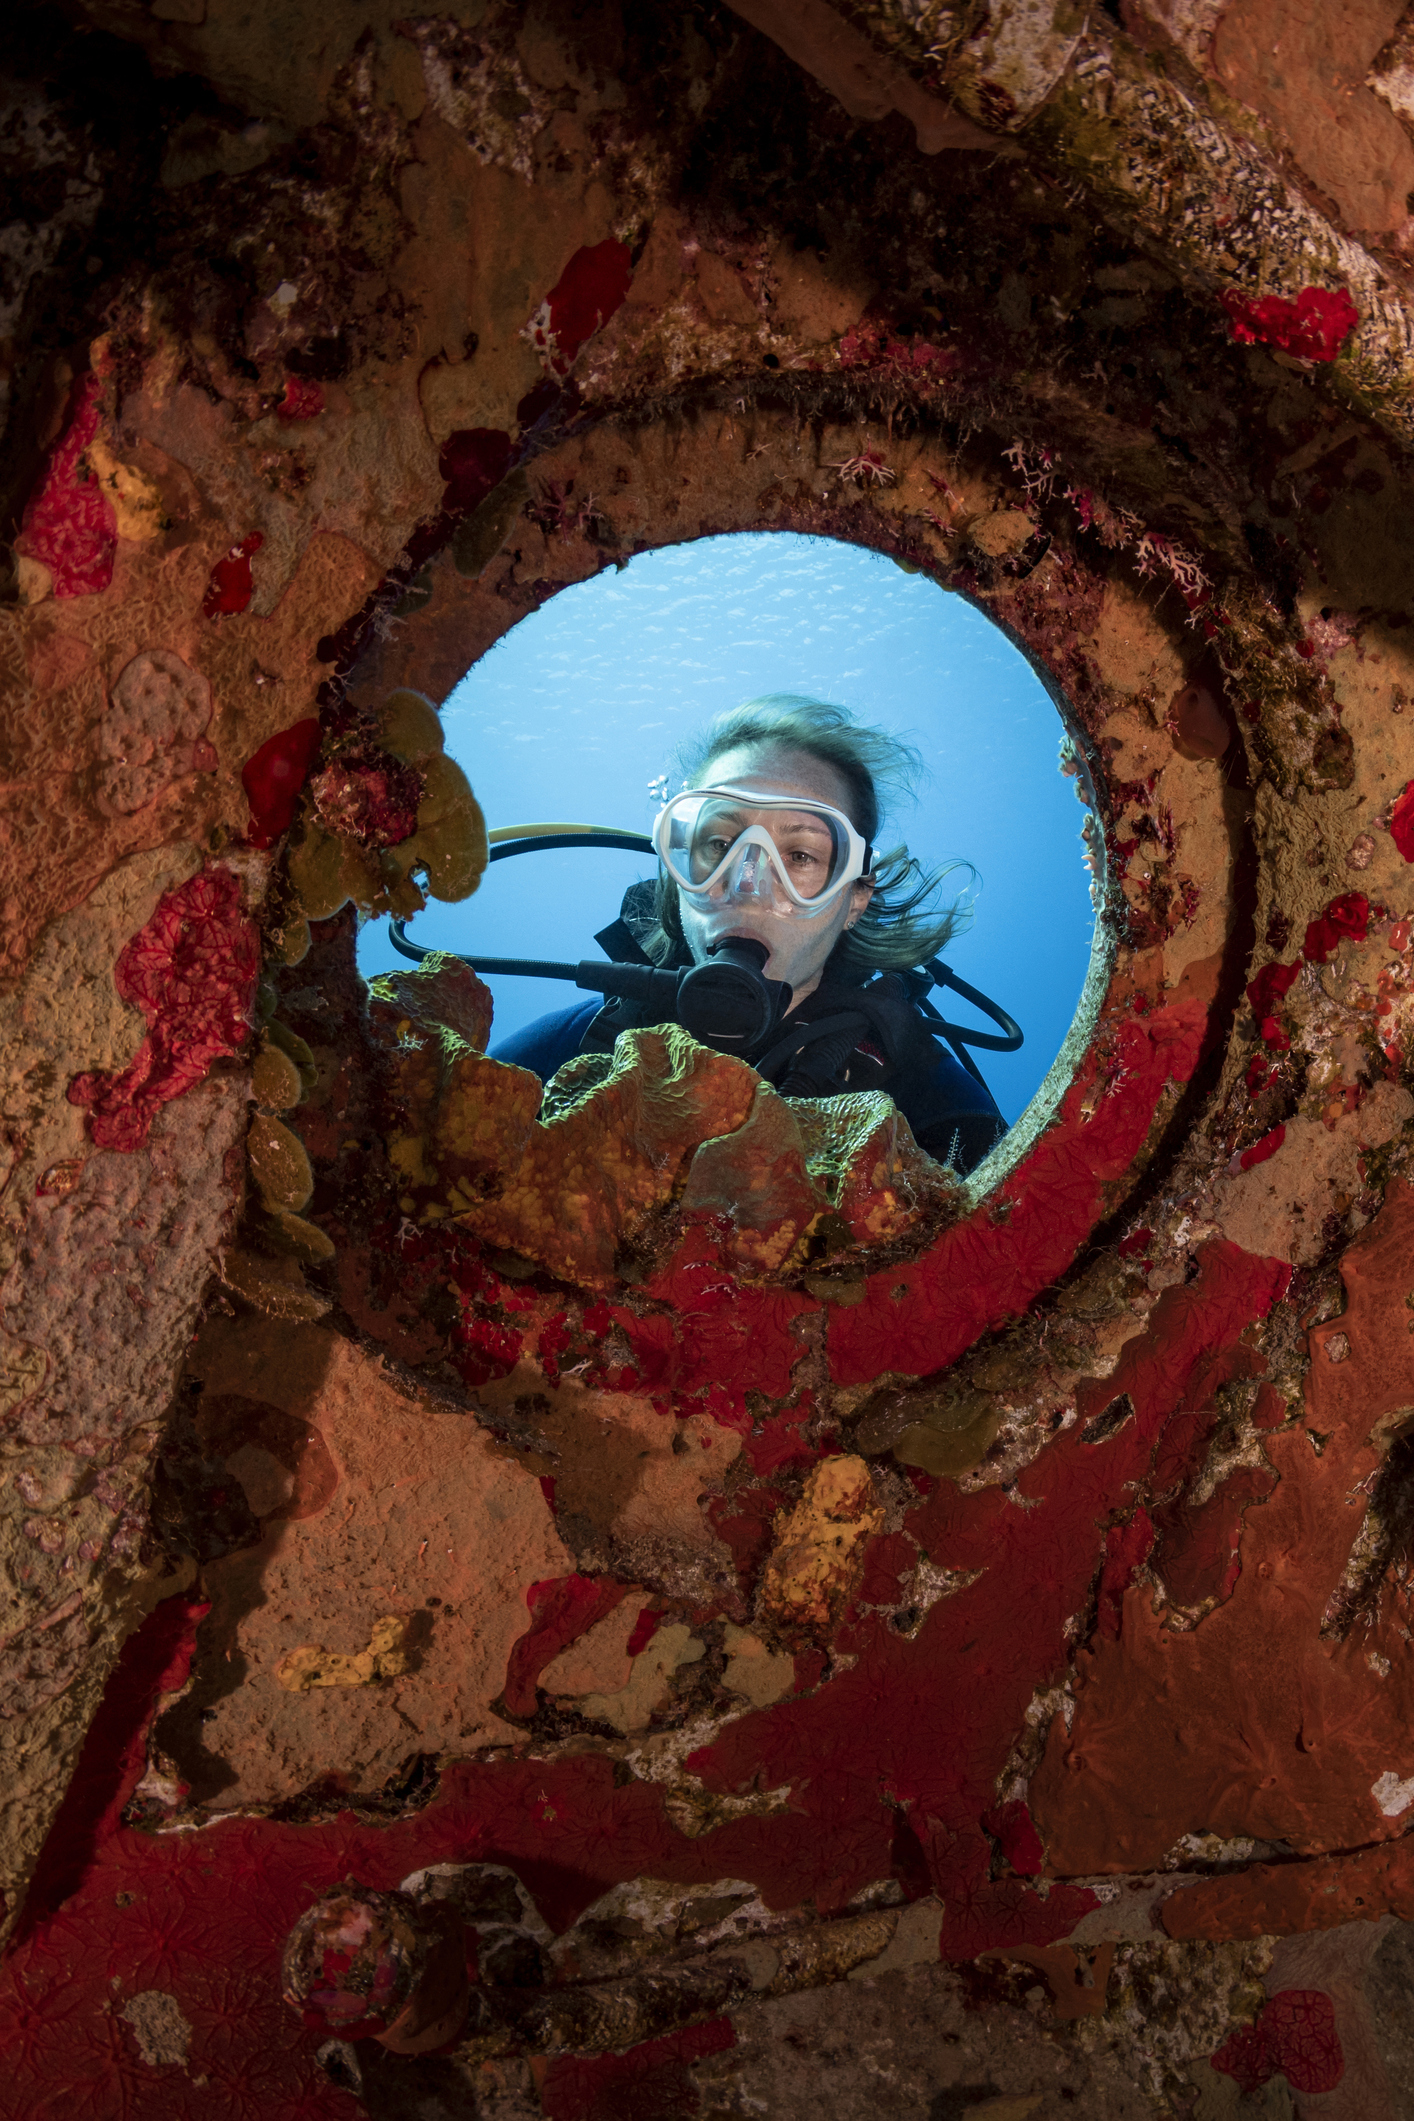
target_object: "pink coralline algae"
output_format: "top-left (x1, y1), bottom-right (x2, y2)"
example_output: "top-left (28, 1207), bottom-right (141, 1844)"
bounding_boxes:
top-left (529, 240), bottom-right (633, 375)
top-left (202, 531), bottom-right (263, 618)
top-left (311, 750), bottom-right (421, 848)
top-left (1221, 286), bottom-right (1358, 363)
top-left (838, 323), bottom-right (958, 379)
top-left (839, 322), bottom-right (962, 381)
top-left (67, 866), bottom-right (259, 1151)
top-left (241, 717), bottom-right (322, 849)
top-left (17, 372), bottom-right (117, 598)
top-left (1211, 1989), bottom-right (1344, 2095)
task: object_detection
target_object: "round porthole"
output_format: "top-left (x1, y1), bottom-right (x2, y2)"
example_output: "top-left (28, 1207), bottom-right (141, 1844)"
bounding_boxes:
top-left (331, 396), bottom-right (1244, 1314)
top-left (358, 528), bottom-right (1100, 1171)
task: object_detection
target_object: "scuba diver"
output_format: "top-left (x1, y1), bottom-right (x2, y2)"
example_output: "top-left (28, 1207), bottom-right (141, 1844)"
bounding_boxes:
top-left (482, 697), bottom-right (1016, 1178)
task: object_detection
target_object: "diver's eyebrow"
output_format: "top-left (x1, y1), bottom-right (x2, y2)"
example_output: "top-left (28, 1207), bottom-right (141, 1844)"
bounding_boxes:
top-left (766, 809), bottom-right (834, 837)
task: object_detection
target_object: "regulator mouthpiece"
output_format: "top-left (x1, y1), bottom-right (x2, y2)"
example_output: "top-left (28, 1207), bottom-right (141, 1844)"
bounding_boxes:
top-left (675, 937), bottom-right (791, 1051)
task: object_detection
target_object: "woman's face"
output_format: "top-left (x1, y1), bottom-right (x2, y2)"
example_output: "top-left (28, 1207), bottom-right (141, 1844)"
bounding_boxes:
top-left (675, 741), bottom-right (874, 1004)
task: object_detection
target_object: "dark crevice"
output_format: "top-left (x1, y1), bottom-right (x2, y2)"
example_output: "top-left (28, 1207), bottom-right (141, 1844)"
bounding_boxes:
top-left (1082, 1392), bottom-right (1135, 1445)
top-left (1321, 1427), bottom-right (1414, 1641)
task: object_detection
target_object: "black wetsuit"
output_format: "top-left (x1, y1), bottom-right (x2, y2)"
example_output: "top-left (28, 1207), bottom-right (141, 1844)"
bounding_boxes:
top-left (489, 895), bottom-right (1007, 1177)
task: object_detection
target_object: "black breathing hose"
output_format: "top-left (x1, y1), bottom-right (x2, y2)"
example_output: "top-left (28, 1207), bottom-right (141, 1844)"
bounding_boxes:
top-left (385, 827), bottom-right (1023, 1071)
top-left (388, 921), bottom-right (790, 1054)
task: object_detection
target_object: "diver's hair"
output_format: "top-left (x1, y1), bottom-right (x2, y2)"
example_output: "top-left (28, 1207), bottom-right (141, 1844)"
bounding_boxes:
top-left (644, 694), bottom-right (972, 981)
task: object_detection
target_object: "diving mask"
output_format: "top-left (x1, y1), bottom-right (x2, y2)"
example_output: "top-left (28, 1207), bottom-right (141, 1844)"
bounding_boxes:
top-left (652, 784), bottom-right (872, 918)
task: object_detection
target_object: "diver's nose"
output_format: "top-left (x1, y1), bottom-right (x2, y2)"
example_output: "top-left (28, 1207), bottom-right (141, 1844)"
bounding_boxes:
top-left (725, 844), bottom-right (767, 899)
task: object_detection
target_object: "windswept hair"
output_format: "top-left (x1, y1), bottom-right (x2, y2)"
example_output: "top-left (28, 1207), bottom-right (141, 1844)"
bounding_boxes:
top-left (646, 695), bottom-right (972, 981)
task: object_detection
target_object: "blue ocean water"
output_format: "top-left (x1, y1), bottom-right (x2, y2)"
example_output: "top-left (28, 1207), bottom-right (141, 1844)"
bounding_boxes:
top-left (355, 532), bottom-right (1095, 1124)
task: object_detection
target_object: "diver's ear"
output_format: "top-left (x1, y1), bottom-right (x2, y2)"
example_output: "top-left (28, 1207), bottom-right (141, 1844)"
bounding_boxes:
top-left (845, 876), bottom-right (874, 928)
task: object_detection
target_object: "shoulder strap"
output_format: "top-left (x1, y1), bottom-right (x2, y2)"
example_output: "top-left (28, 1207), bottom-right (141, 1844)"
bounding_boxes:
top-left (754, 1010), bottom-right (887, 1099)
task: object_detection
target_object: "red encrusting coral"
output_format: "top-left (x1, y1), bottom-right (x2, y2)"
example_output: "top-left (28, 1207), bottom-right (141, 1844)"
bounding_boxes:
top-left (242, 716), bottom-right (323, 848)
top-left (1391, 779), bottom-right (1414, 861)
top-left (980, 1800), bottom-right (1046, 1878)
top-left (708, 1480), bottom-right (790, 1593)
top-left (1151, 1462), bottom-right (1279, 1609)
top-left (1246, 950), bottom-right (1298, 1017)
top-left (538, 2017), bottom-right (735, 2121)
top-left (687, 1243), bottom-right (1287, 1947)
top-left (742, 1395), bottom-right (816, 1476)
top-left (501, 1574), bottom-right (629, 1718)
top-left (311, 749), bottom-right (422, 847)
top-left (614, 1245), bottom-right (812, 1411)
top-left (17, 1591), bottom-right (209, 1941)
top-left (1042, 1185), bottom-right (1414, 1887)
top-left (1095, 1510), bottom-right (1154, 1640)
top-left (0, 1218), bottom-right (1288, 2111)
top-left (277, 376), bottom-right (325, 421)
top-left (1242, 892), bottom-right (1374, 1052)
top-left (452, 1310), bottom-right (524, 1387)
top-left (433, 1244), bottom-right (531, 1386)
top-left (202, 531), bottom-right (264, 617)
top-left (1239, 1123), bottom-right (1285, 1170)
top-left (825, 998), bottom-right (1207, 1386)
top-left (1211, 1988), bottom-right (1344, 2095)
top-left (625, 1607), bottom-right (664, 1658)
top-left (16, 372), bottom-right (117, 597)
top-left (67, 866), bottom-right (259, 1150)
top-left (529, 241), bottom-right (633, 375)
top-left (1302, 891), bottom-right (1369, 963)
top-left (1221, 285), bottom-right (1359, 362)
